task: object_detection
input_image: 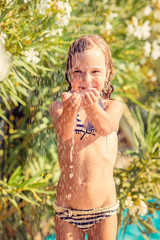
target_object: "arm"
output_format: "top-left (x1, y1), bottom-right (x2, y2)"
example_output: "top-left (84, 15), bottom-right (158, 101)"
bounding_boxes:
top-left (84, 100), bottom-right (124, 136)
top-left (49, 92), bottom-right (82, 140)
top-left (82, 90), bottom-right (124, 136)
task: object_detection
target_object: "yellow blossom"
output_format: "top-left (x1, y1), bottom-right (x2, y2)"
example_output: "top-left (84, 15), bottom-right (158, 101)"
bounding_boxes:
top-left (10, 115), bottom-right (14, 121)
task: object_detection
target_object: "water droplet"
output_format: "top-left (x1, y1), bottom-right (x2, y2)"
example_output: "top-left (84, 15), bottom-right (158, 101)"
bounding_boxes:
top-left (70, 115), bottom-right (77, 162)
top-left (68, 194), bottom-right (72, 200)
top-left (69, 210), bottom-right (73, 217)
top-left (69, 173), bottom-right (73, 178)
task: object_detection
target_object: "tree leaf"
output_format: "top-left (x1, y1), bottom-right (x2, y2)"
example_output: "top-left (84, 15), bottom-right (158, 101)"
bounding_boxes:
top-left (13, 59), bottom-right (38, 76)
top-left (16, 193), bottom-right (39, 206)
top-left (8, 166), bottom-right (22, 184)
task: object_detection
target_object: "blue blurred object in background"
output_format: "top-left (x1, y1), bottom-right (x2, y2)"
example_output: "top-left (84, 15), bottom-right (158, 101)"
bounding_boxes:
top-left (117, 210), bottom-right (160, 240)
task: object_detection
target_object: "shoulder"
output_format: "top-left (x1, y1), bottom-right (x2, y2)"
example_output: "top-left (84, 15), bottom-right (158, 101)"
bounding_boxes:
top-left (102, 98), bottom-right (124, 132)
top-left (103, 99), bottom-right (124, 111)
top-left (103, 98), bottom-right (124, 120)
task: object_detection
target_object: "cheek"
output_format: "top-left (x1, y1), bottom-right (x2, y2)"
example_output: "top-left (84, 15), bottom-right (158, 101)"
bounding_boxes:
top-left (94, 76), bottom-right (105, 87)
top-left (70, 78), bottom-right (79, 90)
top-left (98, 82), bottom-right (106, 92)
top-left (70, 75), bottom-right (75, 83)
top-left (71, 74), bottom-right (82, 84)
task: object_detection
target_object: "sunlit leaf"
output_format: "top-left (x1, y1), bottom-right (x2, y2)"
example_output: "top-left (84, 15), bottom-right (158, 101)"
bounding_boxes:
top-left (16, 193), bottom-right (39, 206)
top-left (8, 166), bottom-right (22, 184)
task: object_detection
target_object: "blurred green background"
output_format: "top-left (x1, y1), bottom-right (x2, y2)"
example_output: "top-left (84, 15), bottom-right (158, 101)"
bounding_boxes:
top-left (0, 0), bottom-right (160, 239)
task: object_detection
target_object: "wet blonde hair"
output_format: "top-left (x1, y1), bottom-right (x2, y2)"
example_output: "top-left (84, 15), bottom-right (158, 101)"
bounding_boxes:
top-left (65, 34), bottom-right (115, 99)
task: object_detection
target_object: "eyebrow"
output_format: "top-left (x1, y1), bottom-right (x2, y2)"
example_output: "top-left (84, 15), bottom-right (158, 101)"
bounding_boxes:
top-left (72, 66), bottom-right (103, 70)
top-left (72, 67), bottom-right (80, 70)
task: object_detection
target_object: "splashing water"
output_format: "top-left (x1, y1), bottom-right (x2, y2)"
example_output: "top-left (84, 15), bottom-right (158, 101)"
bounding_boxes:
top-left (67, 194), bottom-right (72, 200)
top-left (67, 111), bottom-right (78, 198)
top-left (69, 173), bottom-right (74, 178)
top-left (69, 113), bottom-right (77, 162)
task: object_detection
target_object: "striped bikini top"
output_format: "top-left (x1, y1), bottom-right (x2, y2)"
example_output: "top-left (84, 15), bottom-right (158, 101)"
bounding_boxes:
top-left (74, 98), bottom-right (104, 140)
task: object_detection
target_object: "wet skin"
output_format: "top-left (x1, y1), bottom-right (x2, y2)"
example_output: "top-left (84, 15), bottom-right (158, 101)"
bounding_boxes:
top-left (49, 46), bottom-right (124, 239)
top-left (56, 125), bottom-right (118, 209)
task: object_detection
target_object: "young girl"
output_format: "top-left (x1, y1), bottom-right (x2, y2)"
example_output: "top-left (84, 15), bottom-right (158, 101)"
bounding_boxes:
top-left (49, 35), bottom-right (124, 240)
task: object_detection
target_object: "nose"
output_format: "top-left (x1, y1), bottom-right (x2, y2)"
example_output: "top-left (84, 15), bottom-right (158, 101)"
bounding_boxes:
top-left (83, 72), bottom-right (92, 85)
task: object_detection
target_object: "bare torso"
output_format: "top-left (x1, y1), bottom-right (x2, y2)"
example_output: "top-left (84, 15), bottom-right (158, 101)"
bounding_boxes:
top-left (56, 128), bottom-right (118, 210)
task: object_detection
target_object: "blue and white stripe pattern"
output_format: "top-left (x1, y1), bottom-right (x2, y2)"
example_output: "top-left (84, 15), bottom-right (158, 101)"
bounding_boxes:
top-left (54, 200), bottom-right (119, 232)
top-left (74, 98), bottom-right (104, 140)
top-left (75, 115), bottom-right (96, 139)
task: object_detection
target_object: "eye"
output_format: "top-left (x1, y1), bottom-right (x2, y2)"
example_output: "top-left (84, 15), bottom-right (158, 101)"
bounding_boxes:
top-left (92, 70), bottom-right (100, 73)
top-left (74, 70), bottom-right (82, 73)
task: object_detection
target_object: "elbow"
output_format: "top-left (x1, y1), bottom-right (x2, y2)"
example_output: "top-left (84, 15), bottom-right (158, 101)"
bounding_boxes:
top-left (99, 124), bottom-right (115, 136)
top-left (100, 130), bottom-right (114, 137)
top-left (56, 122), bottom-right (72, 141)
top-left (57, 128), bottom-right (72, 141)
top-left (60, 134), bottom-right (71, 141)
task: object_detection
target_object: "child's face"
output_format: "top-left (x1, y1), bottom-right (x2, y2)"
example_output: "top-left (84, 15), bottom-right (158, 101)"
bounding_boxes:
top-left (69, 46), bottom-right (108, 94)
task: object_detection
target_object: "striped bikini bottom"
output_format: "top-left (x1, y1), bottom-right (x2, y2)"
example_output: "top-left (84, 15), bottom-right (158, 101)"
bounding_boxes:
top-left (53, 200), bottom-right (119, 232)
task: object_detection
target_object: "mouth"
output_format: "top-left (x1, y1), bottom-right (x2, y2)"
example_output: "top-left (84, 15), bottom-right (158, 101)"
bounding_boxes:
top-left (80, 86), bottom-right (96, 89)
top-left (79, 86), bottom-right (97, 92)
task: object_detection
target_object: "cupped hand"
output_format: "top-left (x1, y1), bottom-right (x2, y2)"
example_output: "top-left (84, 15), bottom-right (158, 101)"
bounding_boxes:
top-left (81, 88), bottom-right (100, 108)
top-left (62, 92), bottom-right (72, 102)
top-left (62, 92), bottom-right (83, 112)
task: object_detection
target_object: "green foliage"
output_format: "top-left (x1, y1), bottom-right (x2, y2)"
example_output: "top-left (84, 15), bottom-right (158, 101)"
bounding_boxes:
top-left (114, 108), bottom-right (160, 236)
top-left (0, 0), bottom-right (160, 239)
top-left (0, 166), bottom-right (55, 213)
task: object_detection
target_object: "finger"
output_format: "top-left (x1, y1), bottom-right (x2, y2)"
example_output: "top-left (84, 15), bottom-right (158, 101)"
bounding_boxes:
top-left (63, 92), bottom-right (77, 106)
top-left (91, 88), bottom-right (99, 97)
top-left (83, 92), bottom-right (93, 106)
top-left (88, 92), bottom-right (98, 103)
top-left (65, 94), bottom-right (82, 110)
top-left (70, 94), bottom-right (82, 109)
top-left (62, 92), bottom-right (72, 101)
